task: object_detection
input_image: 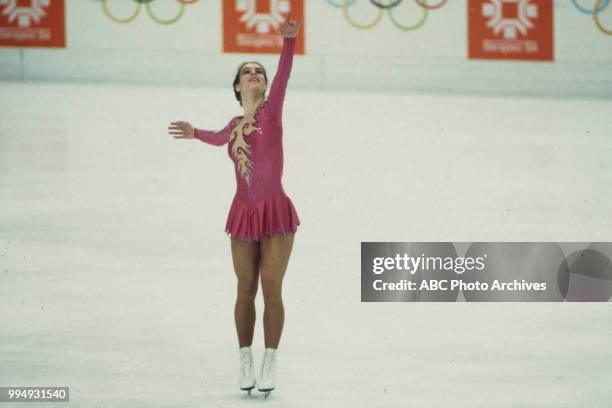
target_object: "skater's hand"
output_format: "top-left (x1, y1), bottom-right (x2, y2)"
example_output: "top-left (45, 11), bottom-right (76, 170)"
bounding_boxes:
top-left (168, 121), bottom-right (194, 139)
top-left (278, 12), bottom-right (301, 38)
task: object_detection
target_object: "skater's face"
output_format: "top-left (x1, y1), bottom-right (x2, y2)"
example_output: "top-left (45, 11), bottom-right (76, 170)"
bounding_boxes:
top-left (233, 62), bottom-right (267, 105)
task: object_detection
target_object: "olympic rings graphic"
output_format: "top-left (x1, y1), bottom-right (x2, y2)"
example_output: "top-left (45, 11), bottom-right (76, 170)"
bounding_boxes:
top-left (146, 1), bottom-right (185, 24)
top-left (414, 0), bottom-right (447, 10)
top-left (570, 0), bottom-right (612, 36)
top-left (388, 1), bottom-right (428, 31)
top-left (326, 0), bottom-right (358, 7)
top-left (339, 0), bottom-right (444, 31)
top-left (594, 0), bottom-right (612, 35)
top-left (343, 0), bottom-right (384, 29)
top-left (571, 0), bottom-right (610, 15)
top-left (100, 0), bottom-right (196, 25)
top-left (369, 0), bottom-right (404, 9)
top-left (102, 0), bottom-right (141, 24)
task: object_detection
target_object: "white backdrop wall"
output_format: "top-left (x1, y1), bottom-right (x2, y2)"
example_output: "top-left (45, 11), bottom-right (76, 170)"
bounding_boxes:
top-left (1, 0), bottom-right (611, 96)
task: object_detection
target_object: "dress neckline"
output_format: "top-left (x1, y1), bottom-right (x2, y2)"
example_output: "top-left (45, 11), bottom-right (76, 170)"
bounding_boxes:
top-left (238, 101), bottom-right (266, 124)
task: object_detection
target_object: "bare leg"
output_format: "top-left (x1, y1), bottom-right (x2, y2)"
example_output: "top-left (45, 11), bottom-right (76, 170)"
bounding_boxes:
top-left (231, 237), bottom-right (260, 348)
top-left (259, 233), bottom-right (295, 349)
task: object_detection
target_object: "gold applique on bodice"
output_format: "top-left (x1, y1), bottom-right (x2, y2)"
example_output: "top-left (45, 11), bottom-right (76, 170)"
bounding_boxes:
top-left (230, 117), bottom-right (260, 186)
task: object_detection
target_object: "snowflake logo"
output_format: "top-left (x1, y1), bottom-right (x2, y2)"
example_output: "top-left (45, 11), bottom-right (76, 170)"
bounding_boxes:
top-left (235, 0), bottom-right (290, 34)
top-left (1, 0), bottom-right (50, 28)
top-left (482, 0), bottom-right (538, 39)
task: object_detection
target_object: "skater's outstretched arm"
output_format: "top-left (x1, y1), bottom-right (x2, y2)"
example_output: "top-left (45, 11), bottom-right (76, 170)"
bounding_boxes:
top-left (266, 13), bottom-right (301, 125)
top-left (169, 118), bottom-right (238, 146)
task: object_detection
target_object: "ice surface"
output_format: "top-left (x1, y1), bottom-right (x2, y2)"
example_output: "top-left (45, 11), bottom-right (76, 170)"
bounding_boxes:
top-left (1, 81), bottom-right (611, 407)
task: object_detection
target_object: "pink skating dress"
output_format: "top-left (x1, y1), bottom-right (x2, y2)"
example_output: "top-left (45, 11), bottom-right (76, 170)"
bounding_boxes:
top-left (194, 37), bottom-right (300, 241)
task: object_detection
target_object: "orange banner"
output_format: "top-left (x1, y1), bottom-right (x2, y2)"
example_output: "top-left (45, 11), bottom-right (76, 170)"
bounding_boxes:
top-left (0, 0), bottom-right (65, 48)
top-left (468, 0), bottom-right (553, 61)
top-left (223, 0), bottom-right (304, 54)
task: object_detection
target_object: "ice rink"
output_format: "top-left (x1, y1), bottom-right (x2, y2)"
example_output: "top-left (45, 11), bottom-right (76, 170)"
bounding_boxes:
top-left (1, 80), bottom-right (612, 407)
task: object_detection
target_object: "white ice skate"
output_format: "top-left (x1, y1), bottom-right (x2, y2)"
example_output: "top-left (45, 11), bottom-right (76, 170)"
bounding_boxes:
top-left (258, 348), bottom-right (277, 398)
top-left (239, 346), bottom-right (256, 395)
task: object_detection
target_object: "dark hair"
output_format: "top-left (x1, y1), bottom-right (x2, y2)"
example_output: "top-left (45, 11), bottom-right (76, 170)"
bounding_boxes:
top-left (233, 61), bottom-right (268, 106)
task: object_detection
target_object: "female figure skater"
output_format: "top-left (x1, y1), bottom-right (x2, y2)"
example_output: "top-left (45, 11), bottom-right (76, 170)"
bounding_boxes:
top-left (168, 14), bottom-right (301, 398)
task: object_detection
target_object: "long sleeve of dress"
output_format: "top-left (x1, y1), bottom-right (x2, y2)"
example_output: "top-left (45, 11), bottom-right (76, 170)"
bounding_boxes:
top-left (266, 37), bottom-right (296, 124)
top-left (194, 117), bottom-right (237, 146)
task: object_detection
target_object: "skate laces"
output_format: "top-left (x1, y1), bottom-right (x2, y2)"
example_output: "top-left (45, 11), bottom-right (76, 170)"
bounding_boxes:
top-left (240, 349), bottom-right (252, 376)
top-left (262, 351), bottom-right (275, 378)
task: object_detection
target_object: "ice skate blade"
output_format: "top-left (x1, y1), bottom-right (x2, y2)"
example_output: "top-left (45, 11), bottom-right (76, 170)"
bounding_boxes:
top-left (259, 389), bottom-right (274, 399)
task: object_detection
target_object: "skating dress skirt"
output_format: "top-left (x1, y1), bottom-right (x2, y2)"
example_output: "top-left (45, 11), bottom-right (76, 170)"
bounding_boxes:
top-left (194, 37), bottom-right (300, 241)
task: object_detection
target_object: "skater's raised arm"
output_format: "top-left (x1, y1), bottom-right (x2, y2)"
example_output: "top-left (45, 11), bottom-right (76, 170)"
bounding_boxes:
top-left (266, 13), bottom-right (301, 124)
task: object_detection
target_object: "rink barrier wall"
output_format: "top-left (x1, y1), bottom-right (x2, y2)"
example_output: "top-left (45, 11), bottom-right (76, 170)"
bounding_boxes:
top-left (0, 49), bottom-right (611, 98)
